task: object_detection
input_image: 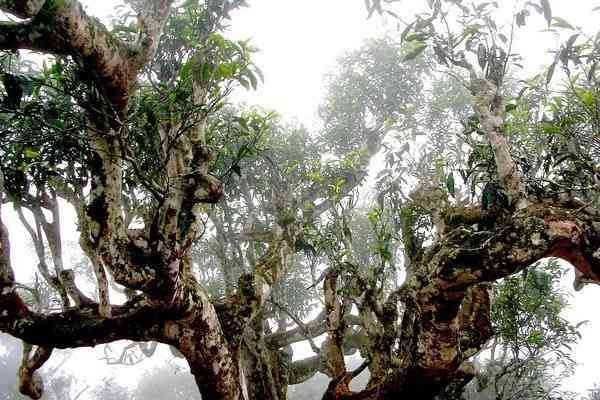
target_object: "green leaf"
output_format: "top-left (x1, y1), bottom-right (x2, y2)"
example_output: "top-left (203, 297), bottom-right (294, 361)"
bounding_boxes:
top-left (24, 148), bottom-right (39, 159)
top-left (446, 172), bottom-right (456, 197)
top-left (254, 66), bottom-right (264, 83)
top-left (366, 0), bottom-right (382, 18)
top-left (216, 63), bottom-right (235, 79)
top-left (546, 61), bottom-right (556, 85)
top-left (238, 77), bottom-right (250, 90)
top-left (540, 0), bottom-right (552, 26)
top-left (209, 33), bottom-right (226, 49)
top-left (579, 89), bottom-right (595, 107)
top-left (402, 41), bottom-right (427, 61)
top-left (552, 17), bottom-right (575, 30)
top-left (516, 10), bottom-right (527, 27)
top-left (481, 182), bottom-right (502, 210)
top-left (565, 33), bottom-right (579, 50)
top-left (405, 33), bottom-right (430, 42)
top-left (476, 2), bottom-right (491, 12)
top-left (247, 71), bottom-right (258, 90)
top-left (200, 63), bottom-right (213, 82)
top-left (1, 73), bottom-right (34, 109)
top-left (180, 60), bottom-right (193, 81)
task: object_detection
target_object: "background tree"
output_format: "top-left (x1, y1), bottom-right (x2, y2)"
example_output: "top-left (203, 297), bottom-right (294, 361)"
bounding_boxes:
top-left (463, 260), bottom-right (580, 400)
top-left (0, 1), bottom-right (599, 400)
top-left (134, 365), bottom-right (201, 400)
top-left (0, 334), bottom-right (93, 400)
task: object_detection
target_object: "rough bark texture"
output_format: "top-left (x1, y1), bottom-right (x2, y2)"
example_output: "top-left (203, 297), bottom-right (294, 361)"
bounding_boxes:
top-left (1, 3), bottom-right (600, 400)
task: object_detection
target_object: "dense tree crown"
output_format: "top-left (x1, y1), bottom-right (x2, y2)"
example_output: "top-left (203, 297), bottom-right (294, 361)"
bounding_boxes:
top-left (0, 0), bottom-right (599, 399)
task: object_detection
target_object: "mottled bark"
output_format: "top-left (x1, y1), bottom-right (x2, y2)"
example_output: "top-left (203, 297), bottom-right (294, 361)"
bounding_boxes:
top-left (2, 3), bottom-right (600, 400)
top-left (176, 287), bottom-right (245, 400)
top-left (470, 78), bottom-right (527, 208)
top-left (241, 316), bottom-right (289, 400)
top-left (324, 200), bottom-right (600, 400)
top-left (0, 0), bottom-right (46, 18)
top-left (0, 0), bottom-right (174, 112)
top-left (18, 344), bottom-right (52, 400)
top-left (0, 3), bottom-right (185, 397)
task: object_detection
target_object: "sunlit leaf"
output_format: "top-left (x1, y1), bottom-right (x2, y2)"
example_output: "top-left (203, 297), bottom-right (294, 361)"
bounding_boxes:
top-left (579, 89), bottom-right (595, 107)
top-left (552, 17), bottom-right (575, 30)
top-left (402, 41), bottom-right (427, 61)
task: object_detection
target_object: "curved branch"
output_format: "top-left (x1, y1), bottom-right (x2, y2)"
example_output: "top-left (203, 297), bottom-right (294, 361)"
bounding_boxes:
top-left (1, 296), bottom-right (168, 349)
top-left (288, 332), bottom-right (364, 386)
top-left (0, 0), bottom-right (46, 19)
top-left (267, 311), bottom-right (361, 350)
top-left (270, 302), bottom-right (322, 354)
top-left (2, 211), bottom-right (166, 347)
top-left (18, 344), bottom-right (53, 400)
top-left (0, 0), bottom-right (175, 112)
top-left (303, 125), bottom-right (385, 219)
top-left (345, 200), bottom-right (600, 399)
top-left (470, 77), bottom-right (527, 207)
top-left (289, 355), bottom-right (323, 385)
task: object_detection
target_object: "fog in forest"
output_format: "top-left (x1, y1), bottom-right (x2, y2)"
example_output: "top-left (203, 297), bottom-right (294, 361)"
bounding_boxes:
top-left (1, 0), bottom-right (600, 400)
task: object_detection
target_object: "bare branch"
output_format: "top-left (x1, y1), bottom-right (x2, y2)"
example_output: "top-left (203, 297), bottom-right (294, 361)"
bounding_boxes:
top-left (270, 301), bottom-right (321, 354)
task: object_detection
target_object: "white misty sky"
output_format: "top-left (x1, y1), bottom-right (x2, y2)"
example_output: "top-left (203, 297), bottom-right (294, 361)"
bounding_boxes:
top-left (2, 0), bottom-right (600, 398)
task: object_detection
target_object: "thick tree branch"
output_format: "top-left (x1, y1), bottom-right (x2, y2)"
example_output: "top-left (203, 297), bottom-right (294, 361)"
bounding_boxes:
top-left (0, 0), bottom-right (174, 112)
top-left (0, 0), bottom-right (46, 19)
top-left (323, 268), bottom-right (348, 378)
top-left (1, 296), bottom-right (168, 348)
top-left (18, 344), bottom-right (53, 400)
top-left (288, 332), bottom-right (364, 386)
top-left (0, 21), bottom-right (35, 48)
top-left (347, 200), bottom-right (600, 399)
top-left (470, 78), bottom-right (527, 207)
top-left (303, 127), bottom-right (384, 219)
top-left (2, 202), bottom-right (168, 356)
top-left (59, 269), bottom-right (95, 307)
top-left (129, 0), bottom-right (176, 72)
top-left (270, 301), bottom-right (321, 354)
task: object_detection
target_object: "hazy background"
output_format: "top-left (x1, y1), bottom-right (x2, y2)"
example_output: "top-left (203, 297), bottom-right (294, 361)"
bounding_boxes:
top-left (1, 0), bottom-right (600, 398)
